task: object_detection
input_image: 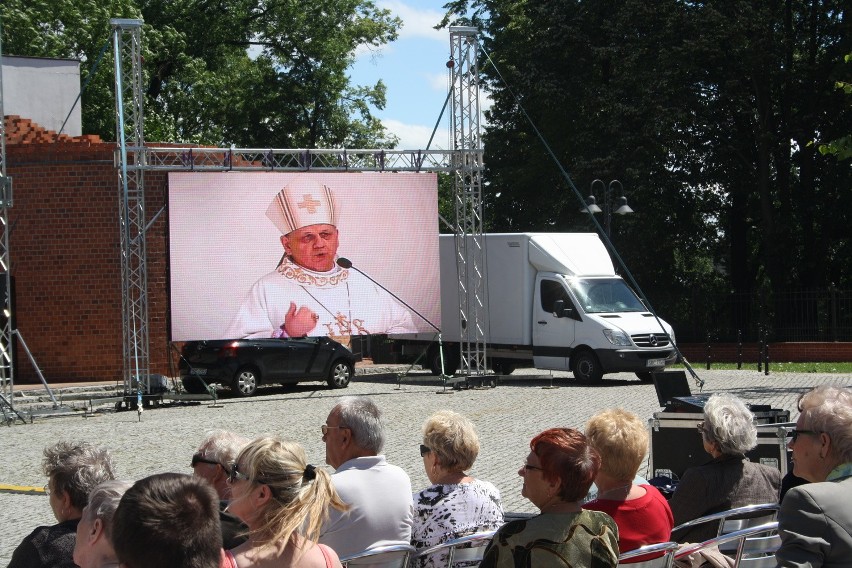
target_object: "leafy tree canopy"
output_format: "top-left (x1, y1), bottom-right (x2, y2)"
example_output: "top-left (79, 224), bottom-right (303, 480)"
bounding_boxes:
top-left (1, 0), bottom-right (402, 147)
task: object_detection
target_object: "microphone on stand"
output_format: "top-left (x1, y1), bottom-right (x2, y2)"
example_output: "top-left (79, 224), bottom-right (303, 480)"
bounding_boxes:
top-left (336, 257), bottom-right (449, 378)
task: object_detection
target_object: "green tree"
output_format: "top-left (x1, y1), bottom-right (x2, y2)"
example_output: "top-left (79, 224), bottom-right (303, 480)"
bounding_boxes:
top-left (1, 0), bottom-right (402, 147)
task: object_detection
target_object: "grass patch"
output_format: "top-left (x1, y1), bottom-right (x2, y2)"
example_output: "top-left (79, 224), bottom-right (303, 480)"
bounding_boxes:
top-left (675, 362), bottom-right (852, 374)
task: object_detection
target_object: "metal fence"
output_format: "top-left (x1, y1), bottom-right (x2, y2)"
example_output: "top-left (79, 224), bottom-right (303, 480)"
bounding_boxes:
top-left (672, 287), bottom-right (852, 343)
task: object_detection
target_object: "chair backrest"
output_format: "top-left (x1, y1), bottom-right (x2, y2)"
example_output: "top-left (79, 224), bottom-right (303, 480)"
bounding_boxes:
top-left (671, 503), bottom-right (780, 537)
top-left (617, 541), bottom-right (679, 568)
top-left (339, 544), bottom-right (416, 568)
top-left (674, 522), bottom-right (780, 568)
top-left (413, 530), bottom-right (497, 567)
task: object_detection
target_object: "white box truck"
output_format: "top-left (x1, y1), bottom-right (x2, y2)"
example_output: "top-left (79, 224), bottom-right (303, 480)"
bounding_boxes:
top-left (405, 233), bottom-right (676, 383)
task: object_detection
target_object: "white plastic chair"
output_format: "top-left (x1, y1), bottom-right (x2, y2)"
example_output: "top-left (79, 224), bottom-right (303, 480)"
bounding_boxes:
top-left (339, 544), bottom-right (416, 568)
top-left (413, 530), bottom-right (497, 567)
top-left (674, 522), bottom-right (780, 568)
top-left (617, 541), bottom-right (679, 567)
top-left (671, 502), bottom-right (780, 539)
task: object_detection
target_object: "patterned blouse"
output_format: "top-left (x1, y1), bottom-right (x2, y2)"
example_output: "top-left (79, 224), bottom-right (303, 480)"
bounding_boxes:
top-left (412, 478), bottom-right (505, 568)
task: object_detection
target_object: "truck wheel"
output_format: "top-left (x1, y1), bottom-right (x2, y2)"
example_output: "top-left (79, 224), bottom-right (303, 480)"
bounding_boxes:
top-left (571, 350), bottom-right (604, 383)
top-left (428, 347), bottom-right (458, 376)
top-left (327, 360), bottom-right (353, 389)
top-left (636, 371), bottom-right (654, 383)
top-left (232, 367), bottom-right (259, 397)
top-left (492, 359), bottom-right (516, 375)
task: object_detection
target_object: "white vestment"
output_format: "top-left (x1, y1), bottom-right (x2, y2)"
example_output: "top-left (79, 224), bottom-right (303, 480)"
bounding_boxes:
top-left (226, 258), bottom-right (417, 340)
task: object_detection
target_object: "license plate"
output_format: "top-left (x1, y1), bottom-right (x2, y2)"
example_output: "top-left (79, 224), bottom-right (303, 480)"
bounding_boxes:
top-left (646, 358), bottom-right (665, 367)
top-left (190, 368), bottom-right (207, 376)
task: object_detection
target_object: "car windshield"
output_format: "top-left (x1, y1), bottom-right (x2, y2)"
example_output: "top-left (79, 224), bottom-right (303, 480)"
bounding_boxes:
top-left (567, 278), bottom-right (647, 314)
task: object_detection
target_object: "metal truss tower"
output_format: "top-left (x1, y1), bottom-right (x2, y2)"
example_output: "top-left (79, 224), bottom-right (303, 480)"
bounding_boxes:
top-left (110, 23), bottom-right (486, 393)
top-left (449, 27), bottom-right (488, 377)
top-left (111, 19), bottom-right (150, 395)
top-left (0, 22), bottom-right (14, 403)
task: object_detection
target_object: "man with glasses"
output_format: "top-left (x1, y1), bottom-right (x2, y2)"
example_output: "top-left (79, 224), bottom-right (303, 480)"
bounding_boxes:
top-left (319, 396), bottom-right (413, 557)
top-left (191, 430), bottom-right (250, 549)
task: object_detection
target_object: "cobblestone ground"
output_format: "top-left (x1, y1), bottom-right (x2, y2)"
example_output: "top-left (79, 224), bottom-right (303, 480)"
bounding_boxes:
top-left (2, 368), bottom-right (850, 563)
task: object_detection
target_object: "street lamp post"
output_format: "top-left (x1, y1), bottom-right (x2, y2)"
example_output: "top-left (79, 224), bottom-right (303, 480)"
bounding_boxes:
top-left (581, 179), bottom-right (634, 237)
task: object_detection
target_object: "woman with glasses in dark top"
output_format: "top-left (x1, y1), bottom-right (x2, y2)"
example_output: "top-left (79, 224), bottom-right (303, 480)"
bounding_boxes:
top-left (479, 427), bottom-right (618, 568)
top-left (412, 410), bottom-right (504, 567)
top-left (222, 436), bottom-right (348, 568)
top-left (776, 385), bottom-right (852, 567)
top-left (669, 393), bottom-right (780, 543)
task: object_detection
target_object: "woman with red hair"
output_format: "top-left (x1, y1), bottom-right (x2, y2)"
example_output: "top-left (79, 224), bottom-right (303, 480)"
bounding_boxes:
top-left (479, 428), bottom-right (618, 567)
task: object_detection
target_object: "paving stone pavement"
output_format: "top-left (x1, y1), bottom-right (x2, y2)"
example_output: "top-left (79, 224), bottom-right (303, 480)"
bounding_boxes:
top-left (2, 367), bottom-right (850, 564)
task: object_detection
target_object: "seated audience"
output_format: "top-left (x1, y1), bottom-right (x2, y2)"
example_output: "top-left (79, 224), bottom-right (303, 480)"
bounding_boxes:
top-left (192, 430), bottom-right (251, 548)
top-left (112, 472), bottom-right (223, 568)
top-left (319, 396), bottom-right (414, 557)
top-left (479, 428), bottom-right (619, 567)
top-left (776, 385), bottom-right (852, 567)
top-left (583, 409), bottom-right (674, 554)
top-left (412, 410), bottom-right (504, 567)
top-left (8, 441), bottom-right (116, 568)
top-left (72, 480), bottom-right (132, 568)
top-left (669, 393), bottom-right (780, 543)
top-left (224, 437), bottom-right (346, 567)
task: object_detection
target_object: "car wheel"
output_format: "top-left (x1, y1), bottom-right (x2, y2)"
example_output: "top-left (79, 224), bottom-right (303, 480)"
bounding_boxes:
top-left (327, 360), bottom-right (353, 389)
top-left (231, 368), bottom-right (259, 397)
top-left (636, 371), bottom-right (655, 383)
top-left (571, 349), bottom-right (604, 383)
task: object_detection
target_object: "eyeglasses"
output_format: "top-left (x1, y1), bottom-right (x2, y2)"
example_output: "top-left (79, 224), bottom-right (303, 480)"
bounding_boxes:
top-left (191, 453), bottom-right (220, 468)
top-left (419, 444), bottom-right (432, 457)
top-left (522, 463), bottom-right (544, 472)
top-left (790, 429), bottom-right (821, 442)
top-left (321, 424), bottom-right (349, 436)
top-left (42, 483), bottom-right (51, 496)
top-left (696, 421), bottom-right (709, 435)
top-left (226, 462), bottom-right (252, 484)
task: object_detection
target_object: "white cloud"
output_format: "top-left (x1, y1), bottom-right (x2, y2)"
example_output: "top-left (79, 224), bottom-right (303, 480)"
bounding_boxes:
top-left (383, 118), bottom-right (452, 151)
top-left (379, 0), bottom-right (447, 42)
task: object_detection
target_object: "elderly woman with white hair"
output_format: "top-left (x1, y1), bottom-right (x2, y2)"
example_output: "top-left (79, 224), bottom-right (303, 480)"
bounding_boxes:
top-left (669, 393), bottom-right (780, 543)
top-left (775, 385), bottom-right (852, 567)
top-left (72, 480), bottom-right (133, 568)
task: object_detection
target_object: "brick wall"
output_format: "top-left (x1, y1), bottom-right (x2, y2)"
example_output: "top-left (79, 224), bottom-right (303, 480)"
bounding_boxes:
top-left (5, 116), bottom-right (169, 383)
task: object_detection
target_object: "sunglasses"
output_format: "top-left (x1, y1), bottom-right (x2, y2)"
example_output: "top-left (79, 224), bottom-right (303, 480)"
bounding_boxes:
top-left (789, 429), bottom-right (821, 442)
top-left (191, 453), bottom-right (220, 468)
top-left (226, 462), bottom-right (252, 484)
top-left (321, 424), bottom-right (349, 436)
top-left (419, 444), bottom-right (431, 457)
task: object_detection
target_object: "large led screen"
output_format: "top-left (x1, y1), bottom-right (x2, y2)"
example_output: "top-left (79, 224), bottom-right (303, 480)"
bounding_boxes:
top-left (169, 172), bottom-right (440, 343)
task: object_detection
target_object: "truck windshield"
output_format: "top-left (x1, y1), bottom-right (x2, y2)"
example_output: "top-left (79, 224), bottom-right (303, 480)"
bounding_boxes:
top-left (566, 278), bottom-right (647, 314)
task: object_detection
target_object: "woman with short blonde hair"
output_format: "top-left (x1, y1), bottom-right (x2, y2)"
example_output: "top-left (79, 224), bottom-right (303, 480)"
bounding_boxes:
top-left (583, 409), bottom-right (673, 554)
top-left (413, 411), bottom-right (503, 568)
top-left (225, 436), bottom-right (348, 567)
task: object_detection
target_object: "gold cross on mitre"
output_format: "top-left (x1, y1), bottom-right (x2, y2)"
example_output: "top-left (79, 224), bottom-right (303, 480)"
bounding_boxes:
top-left (298, 194), bottom-right (322, 214)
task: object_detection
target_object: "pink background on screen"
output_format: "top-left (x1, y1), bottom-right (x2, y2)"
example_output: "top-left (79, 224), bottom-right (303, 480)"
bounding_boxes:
top-left (169, 172), bottom-right (440, 341)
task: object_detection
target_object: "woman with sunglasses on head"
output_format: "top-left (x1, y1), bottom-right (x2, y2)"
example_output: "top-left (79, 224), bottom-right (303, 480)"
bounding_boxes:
top-left (775, 385), bottom-right (852, 567)
top-left (223, 437), bottom-right (348, 568)
top-left (669, 393), bottom-right (780, 543)
top-left (412, 410), bottom-right (504, 567)
top-left (479, 427), bottom-right (618, 568)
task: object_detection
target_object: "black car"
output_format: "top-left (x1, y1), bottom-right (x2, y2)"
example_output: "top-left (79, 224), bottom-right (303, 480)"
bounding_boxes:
top-left (179, 336), bottom-right (356, 397)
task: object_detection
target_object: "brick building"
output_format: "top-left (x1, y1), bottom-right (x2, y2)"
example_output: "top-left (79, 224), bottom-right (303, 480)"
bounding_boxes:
top-left (5, 115), bottom-right (170, 383)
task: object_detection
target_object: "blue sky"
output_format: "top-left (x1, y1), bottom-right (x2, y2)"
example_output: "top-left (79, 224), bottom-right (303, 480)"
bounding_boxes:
top-left (348, 0), bottom-right (467, 150)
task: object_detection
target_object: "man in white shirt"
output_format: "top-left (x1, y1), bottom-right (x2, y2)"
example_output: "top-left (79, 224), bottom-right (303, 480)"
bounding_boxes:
top-left (225, 177), bottom-right (416, 344)
top-left (319, 396), bottom-right (414, 557)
